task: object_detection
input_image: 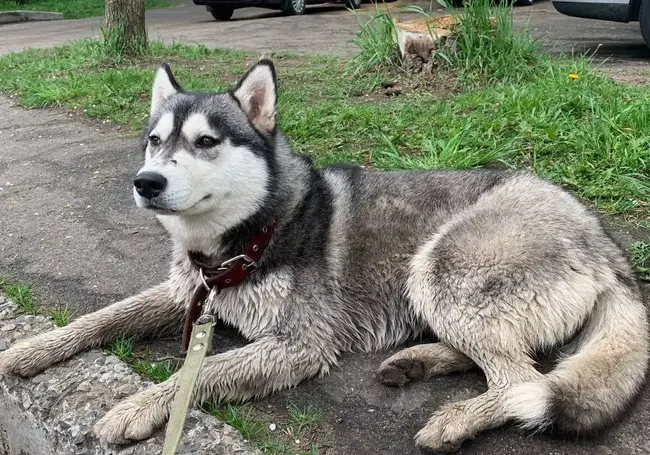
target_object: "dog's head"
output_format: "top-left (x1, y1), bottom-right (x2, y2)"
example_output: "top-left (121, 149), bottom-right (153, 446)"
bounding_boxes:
top-left (133, 60), bottom-right (277, 229)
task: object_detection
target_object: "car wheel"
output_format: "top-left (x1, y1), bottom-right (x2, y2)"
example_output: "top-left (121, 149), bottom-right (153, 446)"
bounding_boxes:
top-left (282, 0), bottom-right (306, 15)
top-left (207, 5), bottom-right (235, 20)
top-left (641, 0), bottom-right (650, 46)
top-left (346, 0), bottom-right (362, 9)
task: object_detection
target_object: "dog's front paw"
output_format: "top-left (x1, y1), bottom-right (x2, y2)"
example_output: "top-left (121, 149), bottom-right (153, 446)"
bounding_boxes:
top-left (0, 338), bottom-right (58, 377)
top-left (414, 404), bottom-right (472, 454)
top-left (94, 390), bottom-right (171, 444)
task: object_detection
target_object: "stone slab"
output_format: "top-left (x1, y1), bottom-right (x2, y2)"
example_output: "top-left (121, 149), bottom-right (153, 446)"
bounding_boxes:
top-left (0, 296), bottom-right (260, 455)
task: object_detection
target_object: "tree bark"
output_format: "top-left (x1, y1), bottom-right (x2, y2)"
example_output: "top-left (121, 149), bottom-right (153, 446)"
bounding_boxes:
top-left (102, 0), bottom-right (148, 55)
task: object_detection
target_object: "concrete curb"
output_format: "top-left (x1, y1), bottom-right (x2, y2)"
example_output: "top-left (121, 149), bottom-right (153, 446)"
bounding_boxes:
top-left (0, 296), bottom-right (261, 455)
top-left (0, 11), bottom-right (64, 25)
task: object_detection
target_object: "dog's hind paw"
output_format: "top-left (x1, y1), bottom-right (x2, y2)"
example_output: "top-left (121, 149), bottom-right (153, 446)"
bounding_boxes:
top-left (94, 391), bottom-right (171, 444)
top-left (414, 404), bottom-right (473, 454)
top-left (377, 357), bottom-right (426, 387)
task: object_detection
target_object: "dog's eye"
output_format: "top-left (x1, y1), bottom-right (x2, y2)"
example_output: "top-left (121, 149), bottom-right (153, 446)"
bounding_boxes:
top-left (196, 136), bottom-right (219, 148)
top-left (149, 135), bottom-right (161, 146)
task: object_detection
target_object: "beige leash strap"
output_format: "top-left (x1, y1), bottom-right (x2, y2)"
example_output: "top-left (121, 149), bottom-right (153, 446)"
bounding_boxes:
top-left (162, 316), bottom-right (214, 455)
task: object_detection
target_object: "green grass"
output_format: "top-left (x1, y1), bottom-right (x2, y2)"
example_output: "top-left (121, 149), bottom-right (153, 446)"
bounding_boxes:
top-left (287, 404), bottom-right (321, 438)
top-left (0, 276), bottom-right (73, 324)
top-left (630, 241), bottom-right (650, 280)
top-left (0, 275), bottom-right (39, 315)
top-left (211, 404), bottom-right (267, 441)
top-left (436, 0), bottom-right (541, 85)
top-left (47, 306), bottom-right (74, 326)
top-left (106, 337), bottom-right (178, 382)
top-left (348, 5), bottom-right (401, 76)
top-left (349, 0), bottom-right (542, 86)
top-left (0, 41), bottom-right (252, 128)
top-left (107, 337), bottom-right (136, 361)
top-left (204, 402), bottom-right (323, 454)
top-left (0, 0), bottom-right (174, 19)
top-left (102, 20), bottom-right (150, 59)
top-left (0, 17), bottom-right (648, 216)
top-left (131, 353), bottom-right (177, 383)
top-left (0, 40), bottom-right (647, 215)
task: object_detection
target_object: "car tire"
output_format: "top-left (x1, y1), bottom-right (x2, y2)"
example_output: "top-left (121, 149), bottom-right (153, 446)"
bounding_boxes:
top-left (641, 0), bottom-right (650, 46)
top-left (207, 5), bottom-right (235, 20)
top-left (346, 0), bottom-right (362, 9)
top-left (516, 0), bottom-right (534, 6)
top-left (282, 0), bottom-right (306, 15)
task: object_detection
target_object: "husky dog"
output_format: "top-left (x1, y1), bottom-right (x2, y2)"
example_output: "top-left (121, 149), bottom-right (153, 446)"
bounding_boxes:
top-left (0, 59), bottom-right (648, 453)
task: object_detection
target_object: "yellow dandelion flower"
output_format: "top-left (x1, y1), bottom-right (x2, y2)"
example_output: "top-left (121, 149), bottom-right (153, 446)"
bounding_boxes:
top-left (568, 73), bottom-right (579, 79)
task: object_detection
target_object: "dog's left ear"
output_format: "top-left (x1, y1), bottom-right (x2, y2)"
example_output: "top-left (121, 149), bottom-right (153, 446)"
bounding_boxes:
top-left (233, 59), bottom-right (277, 134)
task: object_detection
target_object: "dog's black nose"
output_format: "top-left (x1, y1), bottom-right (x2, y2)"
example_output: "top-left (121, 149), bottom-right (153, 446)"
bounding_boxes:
top-left (134, 172), bottom-right (167, 199)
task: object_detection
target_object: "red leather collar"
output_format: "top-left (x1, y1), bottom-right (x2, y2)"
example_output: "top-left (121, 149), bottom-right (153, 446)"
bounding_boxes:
top-left (181, 221), bottom-right (275, 353)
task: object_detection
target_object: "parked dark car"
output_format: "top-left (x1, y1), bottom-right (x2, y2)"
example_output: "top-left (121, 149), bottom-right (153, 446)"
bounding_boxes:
top-left (552, 0), bottom-right (650, 46)
top-left (194, 0), bottom-right (362, 20)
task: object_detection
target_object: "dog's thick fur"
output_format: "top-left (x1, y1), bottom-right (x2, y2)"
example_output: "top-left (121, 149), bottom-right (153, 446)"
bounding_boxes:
top-left (1, 60), bottom-right (648, 452)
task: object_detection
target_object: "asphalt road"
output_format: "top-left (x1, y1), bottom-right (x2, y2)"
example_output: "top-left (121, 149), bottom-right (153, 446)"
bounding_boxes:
top-left (1, 0), bottom-right (650, 68)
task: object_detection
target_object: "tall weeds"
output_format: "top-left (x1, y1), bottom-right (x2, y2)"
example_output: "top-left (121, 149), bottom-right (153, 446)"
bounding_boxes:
top-left (348, 4), bottom-right (400, 75)
top-left (438, 0), bottom-right (541, 85)
top-left (348, 0), bottom-right (543, 85)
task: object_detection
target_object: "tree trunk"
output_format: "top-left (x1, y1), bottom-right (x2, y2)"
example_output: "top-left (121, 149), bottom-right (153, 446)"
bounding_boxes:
top-left (102, 0), bottom-right (148, 55)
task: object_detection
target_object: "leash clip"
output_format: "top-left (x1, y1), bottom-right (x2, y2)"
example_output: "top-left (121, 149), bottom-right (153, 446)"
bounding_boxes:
top-left (196, 314), bottom-right (216, 327)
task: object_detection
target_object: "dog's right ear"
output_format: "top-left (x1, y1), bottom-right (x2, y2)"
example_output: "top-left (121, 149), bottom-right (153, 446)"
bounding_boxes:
top-left (151, 63), bottom-right (181, 115)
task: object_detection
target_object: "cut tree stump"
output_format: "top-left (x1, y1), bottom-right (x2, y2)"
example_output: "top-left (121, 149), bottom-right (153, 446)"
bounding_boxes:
top-left (393, 16), bottom-right (456, 67)
top-left (392, 15), bottom-right (496, 72)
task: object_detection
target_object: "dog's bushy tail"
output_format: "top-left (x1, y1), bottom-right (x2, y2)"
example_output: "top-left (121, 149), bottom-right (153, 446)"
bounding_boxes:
top-left (504, 280), bottom-right (649, 433)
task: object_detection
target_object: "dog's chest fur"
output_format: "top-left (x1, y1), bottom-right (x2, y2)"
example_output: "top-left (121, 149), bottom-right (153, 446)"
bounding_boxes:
top-left (168, 250), bottom-right (294, 340)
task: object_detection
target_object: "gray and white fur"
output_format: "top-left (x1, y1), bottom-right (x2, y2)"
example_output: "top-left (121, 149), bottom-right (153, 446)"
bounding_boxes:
top-left (0, 60), bottom-right (647, 453)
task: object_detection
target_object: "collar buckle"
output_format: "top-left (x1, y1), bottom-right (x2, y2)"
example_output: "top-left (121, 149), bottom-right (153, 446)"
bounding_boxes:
top-left (218, 253), bottom-right (258, 272)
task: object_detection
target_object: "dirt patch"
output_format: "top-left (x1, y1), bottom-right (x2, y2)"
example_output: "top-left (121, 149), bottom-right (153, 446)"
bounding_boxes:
top-left (350, 67), bottom-right (459, 104)
top-left (600, 64), bottom-right (650, 86)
